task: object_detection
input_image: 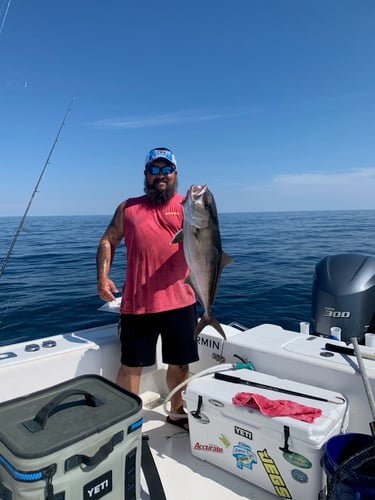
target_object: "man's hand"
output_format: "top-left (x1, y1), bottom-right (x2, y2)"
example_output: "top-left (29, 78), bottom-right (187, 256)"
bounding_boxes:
top-left (98, 277), bottom-right (119, 302)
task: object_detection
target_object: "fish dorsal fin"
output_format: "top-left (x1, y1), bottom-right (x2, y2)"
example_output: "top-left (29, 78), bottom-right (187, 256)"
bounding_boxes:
top-left (171, 229), bottom-right (184, 244)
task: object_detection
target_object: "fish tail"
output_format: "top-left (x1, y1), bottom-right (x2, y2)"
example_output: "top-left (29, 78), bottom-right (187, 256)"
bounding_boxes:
top-left (194, 314), bottom-right (227, 340)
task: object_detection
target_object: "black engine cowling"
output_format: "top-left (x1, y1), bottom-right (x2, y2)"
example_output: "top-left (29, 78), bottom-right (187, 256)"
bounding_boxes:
top-left (311, 254), bottom-right (375, 343)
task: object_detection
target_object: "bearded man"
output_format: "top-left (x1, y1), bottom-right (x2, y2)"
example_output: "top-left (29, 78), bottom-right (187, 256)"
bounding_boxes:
top-left (97, 147), bottom-right (198, 431)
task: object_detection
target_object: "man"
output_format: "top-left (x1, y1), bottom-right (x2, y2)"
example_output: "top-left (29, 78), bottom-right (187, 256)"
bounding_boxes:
top-left (96, 147), bottom-right (198, 430)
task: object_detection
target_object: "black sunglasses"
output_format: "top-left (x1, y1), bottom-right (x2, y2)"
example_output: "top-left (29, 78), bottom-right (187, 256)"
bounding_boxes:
top-left (146, 165), bottom-right (175, 175)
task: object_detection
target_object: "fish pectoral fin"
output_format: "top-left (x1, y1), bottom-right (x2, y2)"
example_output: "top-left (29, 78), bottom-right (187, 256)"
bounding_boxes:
top-left (221, 251), bottom-right (233, 268)
top-left (171, 229), bottom-right (184, 244)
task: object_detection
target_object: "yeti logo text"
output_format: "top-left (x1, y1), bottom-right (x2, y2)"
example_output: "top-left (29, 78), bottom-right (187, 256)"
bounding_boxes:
top-left (87, 481), bottom-right (108, 497)
top-left (84, 471), bottom-right (112, 500)
top-left (234, 425), bottom-right (253, 440)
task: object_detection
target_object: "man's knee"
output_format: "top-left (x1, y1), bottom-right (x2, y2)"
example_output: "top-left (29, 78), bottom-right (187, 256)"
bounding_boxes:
top-left (119, 364), bottom-right (143, 376)
top-left (169, 364), bottom-right (189, 373)
top-left (116, 364), bottom-right (143, 393)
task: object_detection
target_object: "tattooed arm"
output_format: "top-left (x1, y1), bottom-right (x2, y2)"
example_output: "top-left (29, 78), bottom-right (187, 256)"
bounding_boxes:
top-left (96, 201), bottom-right (126, 301)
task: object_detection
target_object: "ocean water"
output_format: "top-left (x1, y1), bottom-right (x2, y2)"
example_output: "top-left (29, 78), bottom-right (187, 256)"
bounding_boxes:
top-left (1, 210), bottom-right (375, 347)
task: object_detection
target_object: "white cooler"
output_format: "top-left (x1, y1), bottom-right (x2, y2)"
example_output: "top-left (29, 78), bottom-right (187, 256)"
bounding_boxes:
top-left (184, 369), bottom-right (348, 499)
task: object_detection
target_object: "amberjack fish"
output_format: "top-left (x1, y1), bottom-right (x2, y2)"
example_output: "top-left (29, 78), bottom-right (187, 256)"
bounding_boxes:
top-left (172, 185), bottom-right (232, 339)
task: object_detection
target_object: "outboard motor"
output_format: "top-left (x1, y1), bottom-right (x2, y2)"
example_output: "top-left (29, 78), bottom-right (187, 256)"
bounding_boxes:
top-left (311, 254), bottom-right (375, 343)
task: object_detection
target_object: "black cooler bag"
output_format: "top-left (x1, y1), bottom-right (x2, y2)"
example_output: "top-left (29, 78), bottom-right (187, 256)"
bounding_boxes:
top-left (0, 375), bottom-right (143, 499)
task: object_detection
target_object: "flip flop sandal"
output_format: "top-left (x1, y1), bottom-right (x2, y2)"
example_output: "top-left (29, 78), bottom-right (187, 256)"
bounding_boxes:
top-left (166, 415), bottom-right (189, 432)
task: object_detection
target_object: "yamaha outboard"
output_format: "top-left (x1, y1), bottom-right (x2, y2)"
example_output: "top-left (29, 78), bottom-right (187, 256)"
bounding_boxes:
top-left (311, 254), bottom-right (375, 343)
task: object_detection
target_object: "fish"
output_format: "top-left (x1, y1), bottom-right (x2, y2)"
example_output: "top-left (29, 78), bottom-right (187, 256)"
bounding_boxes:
top-left (172, 185), bottom-right (232, 339)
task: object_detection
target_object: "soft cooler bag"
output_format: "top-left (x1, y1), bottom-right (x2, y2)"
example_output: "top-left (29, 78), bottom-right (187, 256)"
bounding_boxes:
top-left (0, 375), bottom-right (143, 499)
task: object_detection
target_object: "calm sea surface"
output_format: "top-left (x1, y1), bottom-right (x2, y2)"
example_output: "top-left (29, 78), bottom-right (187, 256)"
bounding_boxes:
top-left (1, 211), bottom-right (375, 347)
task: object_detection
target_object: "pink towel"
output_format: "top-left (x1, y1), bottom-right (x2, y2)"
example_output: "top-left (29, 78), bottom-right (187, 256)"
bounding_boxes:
top-left (233, 392), bottom-right (322, 423)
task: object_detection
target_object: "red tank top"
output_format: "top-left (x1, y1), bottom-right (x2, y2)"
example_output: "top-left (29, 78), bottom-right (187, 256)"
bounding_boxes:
top-left (120, 193), bottom-right (196, 314)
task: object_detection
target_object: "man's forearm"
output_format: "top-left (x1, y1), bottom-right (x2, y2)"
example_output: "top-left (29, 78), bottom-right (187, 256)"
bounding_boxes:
top-left (96, 240), bottom-right (114, 280)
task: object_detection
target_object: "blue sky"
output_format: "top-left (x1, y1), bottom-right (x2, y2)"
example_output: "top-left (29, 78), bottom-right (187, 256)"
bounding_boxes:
top-left (1, 1), bottom-right (375, 216)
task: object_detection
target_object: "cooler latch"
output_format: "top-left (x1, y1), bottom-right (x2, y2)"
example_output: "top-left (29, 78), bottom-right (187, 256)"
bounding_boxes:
top-left (191, 395), bottom-right (203, 419)
top-left (279, 425), bottom-right (291, 453)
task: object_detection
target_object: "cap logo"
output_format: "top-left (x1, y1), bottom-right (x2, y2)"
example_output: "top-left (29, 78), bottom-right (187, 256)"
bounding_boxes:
top-left (145, 149), bottom-right (177, 167)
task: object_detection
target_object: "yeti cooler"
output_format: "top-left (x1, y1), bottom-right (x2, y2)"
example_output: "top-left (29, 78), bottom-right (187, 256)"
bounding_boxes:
top-left (184, 369), bottom-right (348, 499)
top-left (0, 375), bottom-right (143, 499)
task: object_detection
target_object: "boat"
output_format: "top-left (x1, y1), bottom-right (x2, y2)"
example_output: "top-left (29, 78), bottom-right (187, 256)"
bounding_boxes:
top-left (1, 253), bottom-right (375, 499)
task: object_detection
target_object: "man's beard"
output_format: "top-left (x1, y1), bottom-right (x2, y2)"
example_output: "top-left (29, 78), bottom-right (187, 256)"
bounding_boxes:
top-left (144, 177), bottom-right (178, 205)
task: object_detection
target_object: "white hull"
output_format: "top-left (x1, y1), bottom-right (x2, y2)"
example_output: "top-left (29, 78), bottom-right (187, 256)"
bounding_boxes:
top-left (0, 310), bottom-right (374, 499)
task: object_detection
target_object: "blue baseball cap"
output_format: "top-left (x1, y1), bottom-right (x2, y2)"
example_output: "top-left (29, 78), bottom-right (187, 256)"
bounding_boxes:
top-left (145, 148), bottom-right (177, 167)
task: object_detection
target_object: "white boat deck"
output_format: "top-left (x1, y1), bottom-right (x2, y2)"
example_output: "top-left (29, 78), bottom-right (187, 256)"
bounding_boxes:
top-left (141, 402), bottom-right (274, 500)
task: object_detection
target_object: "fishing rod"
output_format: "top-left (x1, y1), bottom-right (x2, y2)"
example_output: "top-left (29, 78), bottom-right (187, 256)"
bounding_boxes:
top-left (0, 97), bottom-right (75, 280)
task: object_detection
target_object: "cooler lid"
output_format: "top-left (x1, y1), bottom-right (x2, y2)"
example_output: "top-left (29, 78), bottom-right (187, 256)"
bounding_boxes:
top-left (0, 375), bottom-right (143, 458)
top-left (185, 369), bottom-right (347, 445)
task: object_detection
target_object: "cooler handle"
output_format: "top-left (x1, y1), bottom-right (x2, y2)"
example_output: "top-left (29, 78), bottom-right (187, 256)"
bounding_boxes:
top-left (23, 389), bottom-right (104, 432)
top-left (64, 431), bottom-right (124, 471)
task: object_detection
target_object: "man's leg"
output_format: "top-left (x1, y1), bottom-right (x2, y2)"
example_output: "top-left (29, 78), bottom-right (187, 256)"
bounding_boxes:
top-left (166, 364), bottom-right (189, 417)
top-left (116, 364), bottom-right (143, 394)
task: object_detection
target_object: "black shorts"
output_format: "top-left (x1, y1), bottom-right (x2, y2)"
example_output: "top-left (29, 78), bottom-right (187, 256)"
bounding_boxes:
top-left (119, 304), bottom-right (199, 367)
